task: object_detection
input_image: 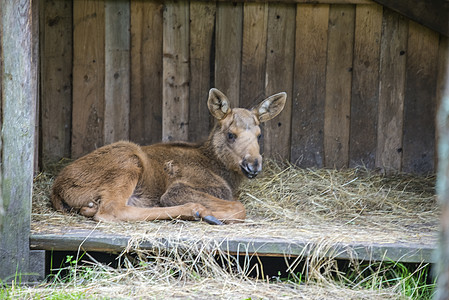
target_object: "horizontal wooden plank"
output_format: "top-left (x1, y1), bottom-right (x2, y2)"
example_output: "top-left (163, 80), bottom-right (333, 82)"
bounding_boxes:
top-left (30, 229), bottom-right (436, 263)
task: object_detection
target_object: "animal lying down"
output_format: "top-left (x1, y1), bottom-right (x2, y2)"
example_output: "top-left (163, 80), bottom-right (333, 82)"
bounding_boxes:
top-left (51, 88), bottom-right (286, 225)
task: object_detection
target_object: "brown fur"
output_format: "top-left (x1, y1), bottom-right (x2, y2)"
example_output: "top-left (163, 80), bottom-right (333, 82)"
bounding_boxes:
top-left (51, 88), bottom-right (286, 224)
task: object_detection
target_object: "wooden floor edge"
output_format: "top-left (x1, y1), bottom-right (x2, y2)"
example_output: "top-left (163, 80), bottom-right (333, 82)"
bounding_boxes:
top-left (30, 230), bottom-right (436, 264)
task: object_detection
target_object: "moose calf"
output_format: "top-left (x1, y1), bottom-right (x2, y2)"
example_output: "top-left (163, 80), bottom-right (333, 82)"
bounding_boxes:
top-left (51, 88), bottom-right (286, 225)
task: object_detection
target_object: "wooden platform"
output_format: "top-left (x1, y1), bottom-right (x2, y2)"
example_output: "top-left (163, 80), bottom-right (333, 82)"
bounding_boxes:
top-left (30, 229), bottom-right (436, 264)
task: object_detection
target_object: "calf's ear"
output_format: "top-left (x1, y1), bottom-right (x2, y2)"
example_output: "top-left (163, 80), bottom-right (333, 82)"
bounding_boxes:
top-left (207, 88), bottom-right (232, 120)
top-left (253, 92), bottom-right (287, 123)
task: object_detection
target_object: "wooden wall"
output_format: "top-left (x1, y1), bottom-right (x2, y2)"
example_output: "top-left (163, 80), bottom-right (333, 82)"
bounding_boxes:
top-left (40, 0), bottom-right (448, 174)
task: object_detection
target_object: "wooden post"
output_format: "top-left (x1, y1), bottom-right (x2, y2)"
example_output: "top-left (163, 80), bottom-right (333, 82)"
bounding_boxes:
top-left (0, 0), bottom-right (39, 283)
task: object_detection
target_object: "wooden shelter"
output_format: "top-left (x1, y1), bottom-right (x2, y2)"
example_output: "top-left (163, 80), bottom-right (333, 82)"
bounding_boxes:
top-left (0, 0), bottom-right (448, 284)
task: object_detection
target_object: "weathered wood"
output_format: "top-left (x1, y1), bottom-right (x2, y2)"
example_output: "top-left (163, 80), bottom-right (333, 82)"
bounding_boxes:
top-left (197, 0), bottom-right (372, 4)
top-left (372, 0), bottom-right (448, 37)
top-left (402, 21), bottom-right (439, 174)
top-left (162, 0), bottom-right (190, 142)
top-left (375, 9), bottom-right (407, 173)
top-left (0, 0), bottom-right (37, 282)
top-left (435, 37), bottom-right (449, 300)
top-left (215, 2), bottom-right (243, 108)
top-left (291, 4), bottom-right (329, 167)
top-left (240, 2), bottom-right (268, 109)
top-left (436, 37), bottom-right (449, 160)
top-left (72, 0), bottom-right (105, 158)
top-left (349, 4), bottom-right (382, 168)
top-left (40, 0), bottom-right (72, 165)
top-left (263, 4), bottom-right (295, 159)
top-left (189, 1), bottom-right (216, 142)
top-left (323, 4), bottom-right (355, 168)
top-left (33, 0), bottom-right (40, 173)
top-left (104, 0), bottom-right (130, 144)
top-left (130, 0), bottom-right (163, 145)
top-left (30, 229), bottom-right (436, 263)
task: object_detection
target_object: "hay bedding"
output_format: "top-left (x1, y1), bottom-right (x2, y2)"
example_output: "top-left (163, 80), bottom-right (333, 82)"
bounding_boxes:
top-left (30, 160), bottom-right (438, 299)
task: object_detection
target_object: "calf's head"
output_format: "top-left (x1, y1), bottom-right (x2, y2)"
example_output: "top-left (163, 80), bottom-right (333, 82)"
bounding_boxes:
top-left (208, 88), bottom-right (287, 179)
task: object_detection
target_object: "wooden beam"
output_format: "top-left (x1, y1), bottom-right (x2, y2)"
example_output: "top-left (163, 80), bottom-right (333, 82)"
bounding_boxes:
top-left (0, 0), bottom-right (38, 283)
top-left (372, 0), bottom-right (448, 37)
top-left (30, 229), bottom-right (436, 263)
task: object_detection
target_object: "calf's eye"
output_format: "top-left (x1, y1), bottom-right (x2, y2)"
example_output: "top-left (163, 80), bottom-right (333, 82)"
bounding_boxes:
top-left (227, 132), bottom-right (237, 143)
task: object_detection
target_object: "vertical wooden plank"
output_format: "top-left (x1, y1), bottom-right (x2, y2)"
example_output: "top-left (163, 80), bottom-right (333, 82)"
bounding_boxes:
top-left (215, 2), bottom-right (243, 108)
top-left (189, 1), bottom-right (216, 142)
top-left (0, 0), bottom-right (37, 282)
top-left (130, 0), bottom-right (163, 145)
top-left (435, 43), bottom-right (449, 300)
top-left (375, 8), bottom-right (408, 173)
top-left (240, 2), bottom-right (268, 108)
top-left (349, 3), bottom-right (382, 168)
top-left (323, 4), bottom-right (355, 169)
top-left (436, 36), bottom-right (449, 167)
top-left (40, 0), bottom-right (72, 165)
top-left (72, 0), bottom-right (105, 158)
top-left (104, 0), bottom-right (130, 144)
top-left (162, 0), bottom-right (190, 142)
top-left (33, 0), bottom-right (40, 174)
top-left (291, 4), bottom-right (329, 168)
top-left (402, 21), bottom-right (439, 174)
top-left (263, 4), bottom-right (295, 160)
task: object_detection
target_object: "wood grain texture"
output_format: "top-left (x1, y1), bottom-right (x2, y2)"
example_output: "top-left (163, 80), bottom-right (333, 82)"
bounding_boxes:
top-left (435, 36), bottom-right (449, 300)
top-left (30, 229), bottom-right (436, 263)
top-left (263, 4), bottom-right (295, 160)
top-left (323, 4), bottom-right (355, 169)
top-left (402, 21), bottom-right (439, 174)
top-left (291, 4), bottom-right (329, 167)
top-left (40, 0), bottom-right (72, 165)
top-left (189, 1), bottom-right (216, 142)
top-left (372, 0), bottom-right (448, 37)
top-left (196, 0), bottom-right (372, 3)
top-left (215, 2), bottom-right (243, 108)
top-left (163, 0), bottom-right (190, 142)
top-left (104, 0), bottom-right (130, 144)
top-left (349, 3), bottom-right (382, 168)
top-left (376, 9), bottom-right (408, 173)
top-left (72, 0), bottom-right (105, 158)
top-left (130, 0), bottom-right (163, 145)
top-left (240, 2), bottom-right (268, 109)
top-left (0, 0), bottom-right (37, 282)
top-left (436, 36), bottom-right (449, 165)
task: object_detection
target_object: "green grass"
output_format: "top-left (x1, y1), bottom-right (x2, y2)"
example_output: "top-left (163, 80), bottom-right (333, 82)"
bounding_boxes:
top-left (336, 261), bottom-right (436, 299)
top-left (0, 254), bottom-right (437, 299)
